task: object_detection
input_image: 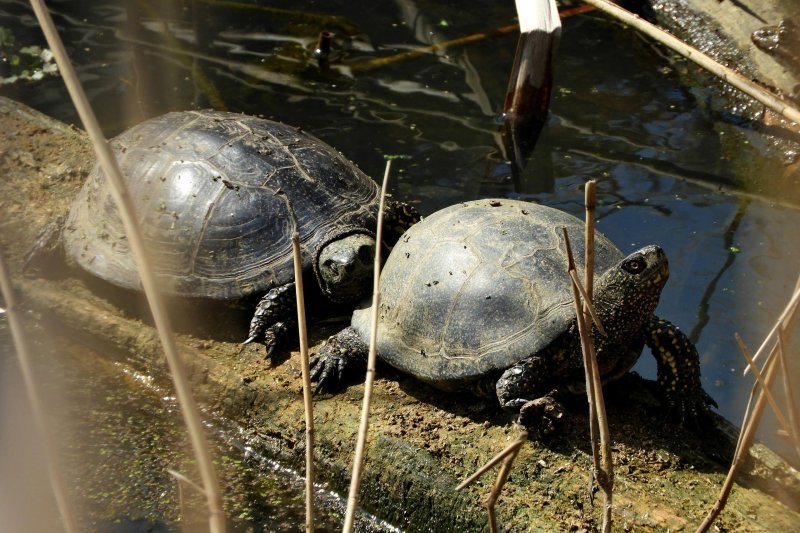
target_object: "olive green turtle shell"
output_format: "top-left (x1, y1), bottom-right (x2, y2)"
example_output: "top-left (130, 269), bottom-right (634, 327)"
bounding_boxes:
top-left (351, 199), bottom-right (625, 385)
top-left (63, 110), bottom-right (379, 299)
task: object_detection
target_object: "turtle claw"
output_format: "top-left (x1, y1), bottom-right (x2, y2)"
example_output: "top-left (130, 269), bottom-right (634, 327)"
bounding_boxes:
top-left (309, 327), bottom-right (368, 394)
top-left (244, 321), bottom-right (288, 362)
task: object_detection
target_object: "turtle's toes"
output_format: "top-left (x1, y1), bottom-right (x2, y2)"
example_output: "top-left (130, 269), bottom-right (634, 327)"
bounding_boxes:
top-left (664, 389), bottom-right (717, 432)
top-left (244, 322), bottom-right (288, 362)
top-left (309, 347), bottom-right (347, 394)
top-left (517, 395), bottom-right (565, 440)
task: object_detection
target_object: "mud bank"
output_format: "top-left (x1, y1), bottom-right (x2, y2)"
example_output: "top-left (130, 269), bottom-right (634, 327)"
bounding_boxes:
top-left (2, 97), bottom-right (800, 531)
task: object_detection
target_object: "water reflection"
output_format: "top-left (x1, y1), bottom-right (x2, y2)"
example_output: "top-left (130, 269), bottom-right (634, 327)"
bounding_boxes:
top-left (1, 0), bottom-right (799, 508)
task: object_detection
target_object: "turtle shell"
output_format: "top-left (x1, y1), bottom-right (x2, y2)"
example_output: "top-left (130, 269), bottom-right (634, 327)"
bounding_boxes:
top-left (351, 199), bottom-right (625, 386)
top-left (63, 110), bottom-right (379, 299)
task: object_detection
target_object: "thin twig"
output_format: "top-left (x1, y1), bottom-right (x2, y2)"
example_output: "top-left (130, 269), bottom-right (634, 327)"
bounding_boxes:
top-left (485, 441), bottom-right (524, 533)
top-left (776, 325), bottom-right (800, 450)
top-left (291, 233), bottom-right (315, 532)
top-left (582, 181), bottom-right (602, 505)
top-left (456, 430), bottom-right (528, 491)
top-left (29, 2), bottom-right (226, 531)
top-left (582, 0), bottom-right (800, 124)
top-left (341, 160), bottom-right (391, 533)
top-left (563, 227), bottom-right (613, 533)
top-left (0, 249), bottom-right (79, 533)
top-left (695, 348), bottom-right (781, 532)
top-left (346, 5), bottom-right (594, 72)
top-left (743, 279), bottom-right (800, 373)
top-left (735, 334), bottom-right (800, 455)
top-left (455, 429), bottom-right (528, 533)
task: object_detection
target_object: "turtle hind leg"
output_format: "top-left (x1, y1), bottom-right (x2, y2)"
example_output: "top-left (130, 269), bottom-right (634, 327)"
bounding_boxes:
top-left (24, 214), bottom-right (66, 277)
top-left (645, 316), bottom-right (717, 430)
top-left (382, 200), bottom-right (421, 247)
top-left (309, 326), bottom-right (368, 394)
top-left (496, 356), bottom-right (566, 440)
top-left (245, 283), bottom-right (296, 360)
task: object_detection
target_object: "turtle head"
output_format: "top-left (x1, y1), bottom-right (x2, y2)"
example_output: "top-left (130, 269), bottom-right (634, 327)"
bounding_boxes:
top-left (593, 245), bottom-right (669, 342)
top-left (316, 230), bottom-right (376, 303)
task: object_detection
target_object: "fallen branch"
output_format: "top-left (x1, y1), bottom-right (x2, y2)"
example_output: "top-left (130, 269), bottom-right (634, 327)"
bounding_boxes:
top-left (582, 0), bottom-right (800, 124)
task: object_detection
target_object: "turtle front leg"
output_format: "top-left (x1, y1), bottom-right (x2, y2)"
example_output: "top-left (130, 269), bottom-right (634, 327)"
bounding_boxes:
top-left (245, 283), bottom-right (296, 359)
top-left (645, 316), bottom-right (717, 429)
top-left (309, 326), bottom-right (368, 393)
top-left (496, 356), bottom-right (566, 439)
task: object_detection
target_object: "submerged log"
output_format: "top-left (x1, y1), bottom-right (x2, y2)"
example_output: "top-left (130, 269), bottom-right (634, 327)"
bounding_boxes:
top-left (1, 97), bottom-right (799, 531)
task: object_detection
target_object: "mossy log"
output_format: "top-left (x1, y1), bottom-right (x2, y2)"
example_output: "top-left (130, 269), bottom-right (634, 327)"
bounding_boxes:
top-left (1, 97), bottom-right (799, 531)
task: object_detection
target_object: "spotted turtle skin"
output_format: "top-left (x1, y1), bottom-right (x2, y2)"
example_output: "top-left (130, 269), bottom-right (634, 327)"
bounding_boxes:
top-left (311, 199), bottom-right (715, 435)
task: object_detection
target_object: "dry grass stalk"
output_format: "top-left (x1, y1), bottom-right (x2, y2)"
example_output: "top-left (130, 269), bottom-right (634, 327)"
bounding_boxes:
top-left (0, 249), bottom-right (79, 533)
top-left (582, 0), bottom-right (800, 124)
top-left (735, 334), bottom-right (800, 456)
top-left (697, 280), bottom-right (799, 531)
top-left (291, 233), bottom-right (316, 532)
top-left (29, 2), bottom-right (226, 530)
top-left (562, 226), bottom-right (613, 533)
top-left (775, 326), bottom-right (800, 449)
top-left (456, 429), bottom-right (528, 533)
top-left (696, 348), bottom-right (781, 533)
top-left (341, 160), bottom-right (391, 533)
top-left (743, 279), bottom-right (800, 372)
top-left (167, 469), bottom-right (203, 533)
top-left (582, 180), bottom-right (602, 503)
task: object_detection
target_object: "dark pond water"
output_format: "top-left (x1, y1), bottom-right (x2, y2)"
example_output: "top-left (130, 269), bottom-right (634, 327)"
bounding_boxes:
top-left (2, 0), bottom-right (800, 529)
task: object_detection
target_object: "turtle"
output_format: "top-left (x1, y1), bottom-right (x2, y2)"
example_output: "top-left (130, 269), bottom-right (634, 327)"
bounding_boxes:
top-left (25, 109), bottom-right (418, 355)
top-left (310, 198), bottom-right (716, 436)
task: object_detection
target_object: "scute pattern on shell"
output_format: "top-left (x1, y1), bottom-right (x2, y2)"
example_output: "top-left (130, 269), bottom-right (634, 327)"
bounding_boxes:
top-left (63, 110), bottom-right (380, 299)
top-left (351, 199), bottom-right (624, 385)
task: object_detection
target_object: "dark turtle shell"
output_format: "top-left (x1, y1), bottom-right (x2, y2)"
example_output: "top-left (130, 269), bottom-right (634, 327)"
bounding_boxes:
top-left (351, 199), bottom-right (625, 386)
top-left (63, 110), bottom-right (379, 299)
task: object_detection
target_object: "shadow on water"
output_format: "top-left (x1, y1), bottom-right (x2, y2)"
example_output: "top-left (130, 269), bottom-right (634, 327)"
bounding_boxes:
top-left (2, 0), bottom-right (800, 524)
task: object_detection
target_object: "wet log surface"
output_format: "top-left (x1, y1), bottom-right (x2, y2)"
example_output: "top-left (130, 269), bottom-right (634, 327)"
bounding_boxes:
top-left (2, 96), bottom-right (799, 531)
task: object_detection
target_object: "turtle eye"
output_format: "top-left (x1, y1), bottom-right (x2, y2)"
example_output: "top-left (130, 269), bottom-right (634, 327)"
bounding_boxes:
top-left (622, 256), bottom-right (646, 274)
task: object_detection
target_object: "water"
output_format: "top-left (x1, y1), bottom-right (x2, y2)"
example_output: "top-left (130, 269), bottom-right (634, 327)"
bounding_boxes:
top-left (1, 0), bottom-right (799, 527)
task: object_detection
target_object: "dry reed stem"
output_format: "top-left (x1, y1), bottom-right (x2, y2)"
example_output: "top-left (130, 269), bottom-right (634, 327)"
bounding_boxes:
top-left (744, 280), bottom-right (800, 372)
top-left (582, 0), bottom-right (800, 124)
top-left (167, 469), bottom-right (204, 533)
top-left (698, 279), bottom-right (799, 531)
top-left (735, 334), bottom-right (800, 456)
top-left (29, 2), bottom-right (226, 531)
top-left (0, 249), bottom-right (79, 533)
top-left (776, 325), bottom-right (800, 450)
top-left (291, 233), bottom-right (315, 532)
top-left (582, 181), bottom-right (602, 503)
top-left (485, 444), bottom-right (523, 533)
top-left (563, 227), bottom-right (613, 533)
top-left (341, 160), bottom-right (391, 533)
top-left (456, 429), bottom-right (529, 491)
top-left (696, 348), bottom-right (781, 532)
top-left (455, 429), bottom-right (528, 533)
